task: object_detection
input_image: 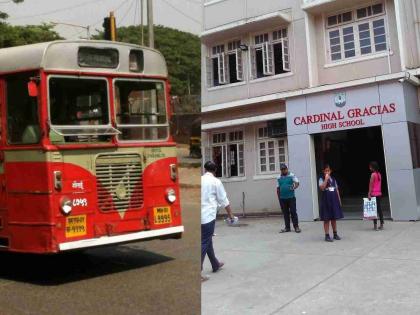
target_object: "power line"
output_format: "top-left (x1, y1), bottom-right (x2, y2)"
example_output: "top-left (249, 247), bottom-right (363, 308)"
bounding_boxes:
top-left (8, 0), bottom-right (120, 21)
top-left (160, 0), bottom-right (201, 25)
top-left (88, 0), bottom-right (131, 29)
top-left (117, 0), bottom-right (136, 26)
top-left (133, 0), bottom-right (138, 25)
top-left (109, 0), bottom-right (133, 17)
top-left (56, 0), bottom-right (132, 39)
top-left (68, 28), bottom-right (87, 40)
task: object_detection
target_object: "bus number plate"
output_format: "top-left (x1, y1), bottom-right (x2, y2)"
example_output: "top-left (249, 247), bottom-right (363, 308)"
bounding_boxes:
top-left (153, 207), bottom-right (172, 225)
top-left (65, 215), bottom-right (87, 238)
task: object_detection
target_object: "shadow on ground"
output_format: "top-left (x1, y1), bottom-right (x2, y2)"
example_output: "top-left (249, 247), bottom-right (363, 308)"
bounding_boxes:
top-left (227, 223), bottom-right (249, 227)
top-left (0, 246), bottom-right (173, 286)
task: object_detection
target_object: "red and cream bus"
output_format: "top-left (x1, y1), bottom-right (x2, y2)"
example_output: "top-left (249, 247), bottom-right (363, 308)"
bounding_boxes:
top-left (0, 40), bottom-right (183, 253)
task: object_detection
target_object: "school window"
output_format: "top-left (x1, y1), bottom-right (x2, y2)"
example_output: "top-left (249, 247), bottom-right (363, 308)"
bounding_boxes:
top-left (206, 41), bottom-right (243, 87)
top-left (227, 40), bottom-right (243, 84)
top-left (326, 3), bottom-right (387, 62)
top-left (211, 130), bottom-right (244, 178)
top-left (250, 28), bottom-right (290, 80)
top-left (210, 44), bottom-right (225, 87)
top-left (257, 127), bottom-right (288, 174)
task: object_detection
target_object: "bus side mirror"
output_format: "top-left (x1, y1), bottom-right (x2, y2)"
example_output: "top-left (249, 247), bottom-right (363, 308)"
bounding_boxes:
top-left (28, 81), bottom-right (38, 97)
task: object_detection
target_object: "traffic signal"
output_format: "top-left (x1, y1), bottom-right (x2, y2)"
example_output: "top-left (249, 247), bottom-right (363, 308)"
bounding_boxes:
top-left (102, 13), bottom-right (116, 41)
top-left (110, 12), bottom-right (116, 41)
top-left (103, 17), bottom-right (111, 40)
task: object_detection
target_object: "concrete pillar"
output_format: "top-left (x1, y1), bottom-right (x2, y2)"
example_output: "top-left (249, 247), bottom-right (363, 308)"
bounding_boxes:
top-left (288, 133), bottom-right (319, 221)
top-left (382, 122), bottom-right (418, 220)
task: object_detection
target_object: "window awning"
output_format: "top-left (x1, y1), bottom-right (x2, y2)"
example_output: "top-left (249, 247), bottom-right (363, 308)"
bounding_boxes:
top-left (201, 11), bottom-right (292, 43)
top-left (302, 0), bottom-right (368, 14)
top-left (202, 112), bottom-right (286, 131)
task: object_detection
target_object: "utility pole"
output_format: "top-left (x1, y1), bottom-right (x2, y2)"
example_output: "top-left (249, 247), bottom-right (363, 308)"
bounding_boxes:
top-left (102, 12), bottom-right (116, 41)
top-left (140, 0), bottom-right (144, 46)
top-left (110, 11), bottom-right (116, 41)
top-left (147, 0), bottom-right (156, 139)
top-left (147, 0), bottom-right (154, 48)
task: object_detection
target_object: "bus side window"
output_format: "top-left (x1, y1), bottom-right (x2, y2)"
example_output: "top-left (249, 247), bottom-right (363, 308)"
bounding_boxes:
top-left (6, 73), bottom-right (40, 145)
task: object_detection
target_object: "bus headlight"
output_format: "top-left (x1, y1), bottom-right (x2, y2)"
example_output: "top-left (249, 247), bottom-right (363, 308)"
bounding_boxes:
top-left (60, 197), bottom-right (72, 215)
top-left (166, 188), bottom-right (176, 203)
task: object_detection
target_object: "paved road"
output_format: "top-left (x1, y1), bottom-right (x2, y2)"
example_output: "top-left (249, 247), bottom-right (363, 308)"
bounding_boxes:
top-left (0, 188), bottom-right (200, 315)
top-left (203, 218), bottom-right (420, 315)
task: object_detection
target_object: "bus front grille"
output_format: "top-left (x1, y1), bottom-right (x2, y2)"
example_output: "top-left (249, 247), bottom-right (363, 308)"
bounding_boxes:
top-left (96, 153), bottom-right (144, 211)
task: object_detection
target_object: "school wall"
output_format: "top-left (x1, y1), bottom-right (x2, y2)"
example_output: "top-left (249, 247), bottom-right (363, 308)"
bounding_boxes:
top-left (314, 0), bottom-right (402, 86)
top-left (286, 81), bottom-right (420, 221)
top-left (204, 123), bottom-right (284, 215)
top-left (201, 0), bottom-right (309, 108)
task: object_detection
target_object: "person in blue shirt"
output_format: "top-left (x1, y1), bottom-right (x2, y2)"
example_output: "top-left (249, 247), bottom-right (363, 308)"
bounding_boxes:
top-left (277, 164), bottom-right (301, 233)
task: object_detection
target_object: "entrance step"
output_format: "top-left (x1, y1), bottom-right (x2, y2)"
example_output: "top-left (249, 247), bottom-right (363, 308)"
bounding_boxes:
top-left (341, 196), bottom-right (390, 219)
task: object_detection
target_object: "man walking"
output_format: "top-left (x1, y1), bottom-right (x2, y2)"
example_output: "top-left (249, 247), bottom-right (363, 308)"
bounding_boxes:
top-left (201, 161), bottom-right (236, 282)
top-left (277, 163), bottom-right (301, 233)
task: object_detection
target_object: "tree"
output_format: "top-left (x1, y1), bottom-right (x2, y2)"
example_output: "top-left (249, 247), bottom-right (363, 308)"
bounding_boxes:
top-left (0, 1), bottom-right (61, 48)
top-left (95, 25), bottom-right (201, 97)
top-left (0, 23), bottom-right (62, 48)
top-left (0, 0), bottom-right (24, 20)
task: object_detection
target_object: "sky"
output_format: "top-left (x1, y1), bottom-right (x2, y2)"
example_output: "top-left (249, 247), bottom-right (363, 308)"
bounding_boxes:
top-left (1, 0), bottom-right (202, 39)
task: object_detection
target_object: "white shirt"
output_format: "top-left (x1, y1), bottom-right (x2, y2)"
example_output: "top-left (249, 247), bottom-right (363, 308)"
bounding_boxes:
top-left (201, 172), bottom-right (230, 224)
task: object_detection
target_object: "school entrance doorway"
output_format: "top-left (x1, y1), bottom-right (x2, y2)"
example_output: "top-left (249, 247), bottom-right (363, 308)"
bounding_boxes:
top-left (314, 126), bottom-right (390, 219)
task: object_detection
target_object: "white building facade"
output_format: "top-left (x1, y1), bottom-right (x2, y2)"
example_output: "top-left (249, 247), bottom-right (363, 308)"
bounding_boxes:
top-left (201, 0), bottom-right (420, 220)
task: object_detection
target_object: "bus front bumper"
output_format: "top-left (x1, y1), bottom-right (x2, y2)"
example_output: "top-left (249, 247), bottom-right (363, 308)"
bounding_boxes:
top-left (58, 226), bottom-right (184, 251)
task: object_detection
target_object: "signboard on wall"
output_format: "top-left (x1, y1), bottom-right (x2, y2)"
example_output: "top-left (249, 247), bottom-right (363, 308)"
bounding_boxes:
top-left (293, 102), bottom-right (397, 131)
top-left (286, 83), bottom-right (404, 135)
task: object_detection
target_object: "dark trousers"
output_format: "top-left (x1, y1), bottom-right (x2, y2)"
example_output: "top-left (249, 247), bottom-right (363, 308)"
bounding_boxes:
top-left (280, 197), bottom-right (299, 229)
top-left (373, 196), bottom-right (384, 225)
top-left (201, 220), bottom-right (220, 272)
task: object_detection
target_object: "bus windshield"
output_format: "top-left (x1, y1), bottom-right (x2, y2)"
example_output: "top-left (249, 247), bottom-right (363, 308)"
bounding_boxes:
top-left (114, 80), bottom-right (168, 141)
top-left (49, 76), bottom-right (119, 142)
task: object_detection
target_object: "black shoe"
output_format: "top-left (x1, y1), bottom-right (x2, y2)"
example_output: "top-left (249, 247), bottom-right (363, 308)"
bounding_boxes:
top-left (295, 227), bottom-right (301, 233)
top-left (213, 261), bottom-right (224, 273)
top-left (325, 235), bottom-right (333, 242)
top-left (279, 228), bottom-right (291, 233)
top-left (378, 224), bottom-right (384, 230)
top-left (333, 233), bottom-right (341, 240)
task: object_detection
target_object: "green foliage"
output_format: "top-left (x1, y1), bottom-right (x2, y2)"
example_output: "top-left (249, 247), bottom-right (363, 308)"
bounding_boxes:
top-left (0, 0), bottom-right (61, 48)
top-left (0, 23), bottom-right (62, 48)
top-left (95, 25), bottom-right (201, 97)
top-left (0, 0), bottom-right (25, 20)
